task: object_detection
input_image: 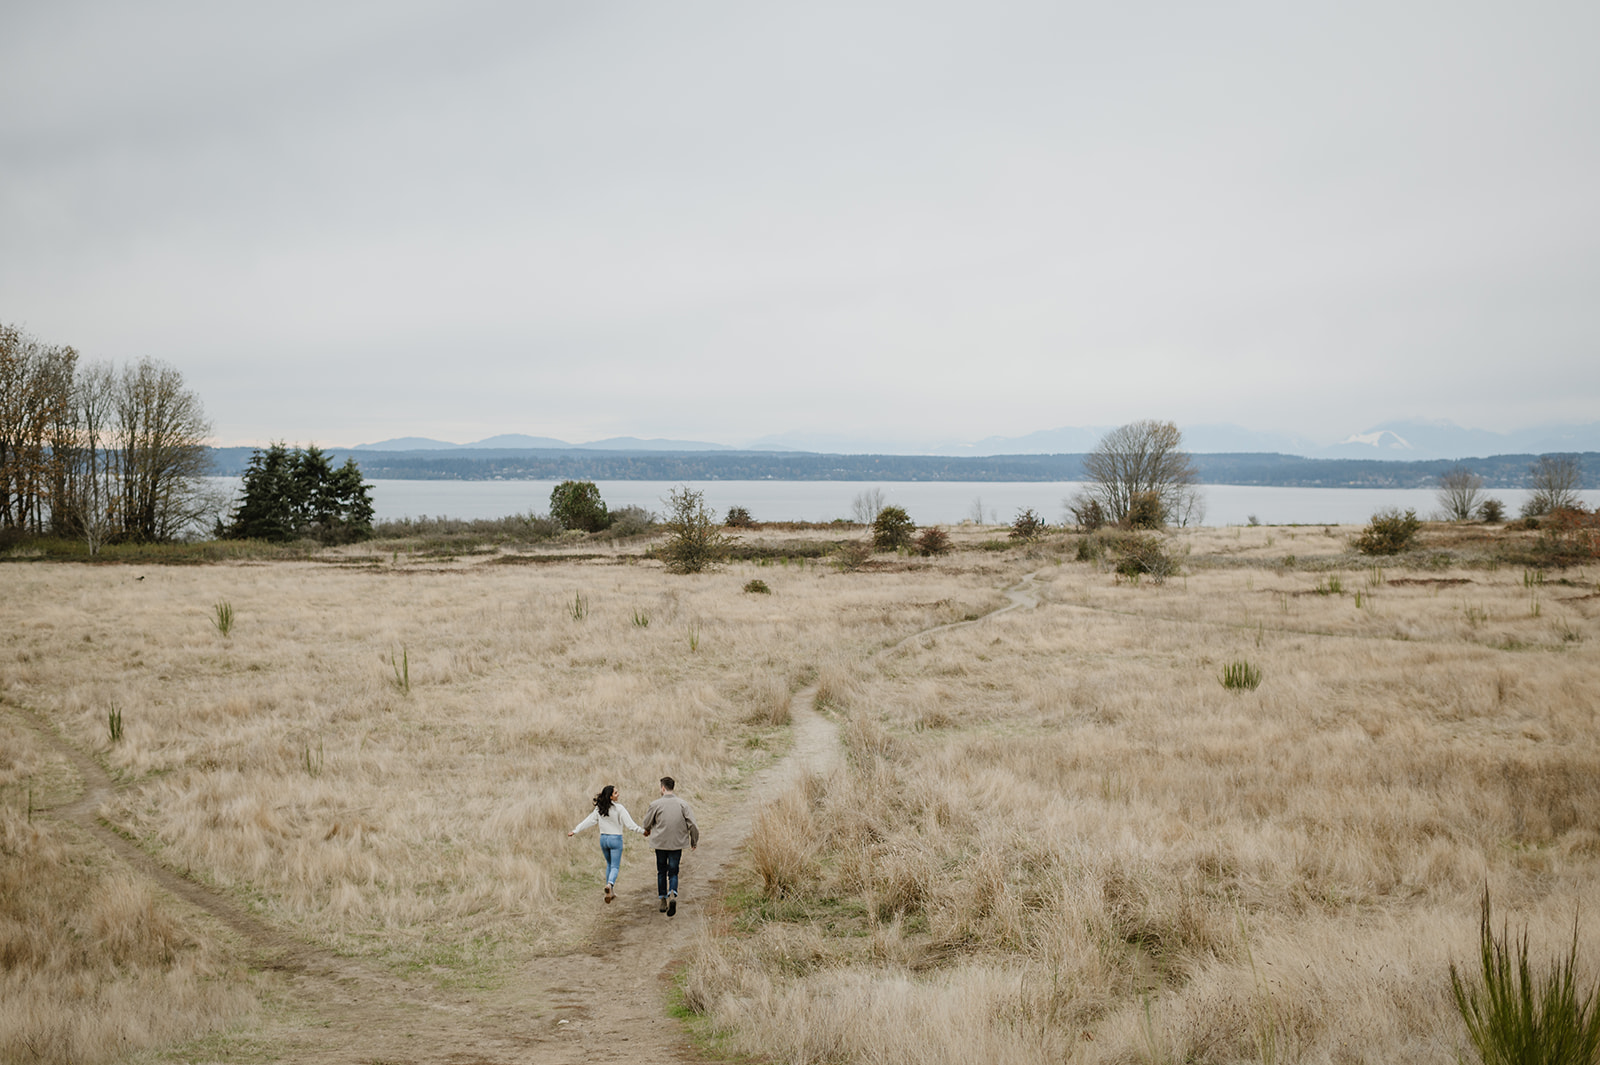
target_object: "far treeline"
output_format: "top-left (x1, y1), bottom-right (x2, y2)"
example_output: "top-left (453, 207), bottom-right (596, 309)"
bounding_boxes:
top-left (2, 322), bottom-right (377, 551)
top-left (208, 446), bottom-right (1600, 489)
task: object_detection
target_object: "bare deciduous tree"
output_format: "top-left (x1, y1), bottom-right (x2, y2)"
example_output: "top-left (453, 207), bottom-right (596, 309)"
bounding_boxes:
top-left (1081, 419), bottom-right (1202, 527)
top-left (0, 324), bottom-right (76, 535)
top-left (113, 358), bottom-right (216, 541)
top-left (1437, 466), bottom-right (1484, 522)
top-left (851, 487), bottom-right (886, 525)
top-left (1, 327), bottom-right (216, 544)
top-left (1522, 454), bottom-right (1583, 517)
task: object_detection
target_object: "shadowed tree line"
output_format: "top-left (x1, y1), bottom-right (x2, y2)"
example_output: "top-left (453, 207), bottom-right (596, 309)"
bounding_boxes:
top-left (1, 323), bottom-right (216, 549)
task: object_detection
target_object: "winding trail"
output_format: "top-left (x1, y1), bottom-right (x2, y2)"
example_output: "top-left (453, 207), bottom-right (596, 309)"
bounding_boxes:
top-left (16, 568), bottom-right (1043, 1064)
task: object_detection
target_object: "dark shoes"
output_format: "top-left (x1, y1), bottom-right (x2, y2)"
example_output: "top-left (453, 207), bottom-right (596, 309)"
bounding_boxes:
top-left (605, 884), bottom-right (614, 904)
top-left (667, 891), bottom-right (677, 917)
top-left (659, 897), bottom-right (668, 913)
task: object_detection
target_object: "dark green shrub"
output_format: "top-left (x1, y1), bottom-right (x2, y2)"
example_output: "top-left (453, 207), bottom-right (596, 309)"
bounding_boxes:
top-left (1354, 508), bottom-right (1421, 555)
top-left (1479, 498), bottom-right (1507, 523)
top-left (743, 578), bottom-right (771, 594)
top-left (549, 480), bottom-right (611, 533)
top-left (1125, 491), bottom-right (1165, 530)
top-left (725, 506), bottom-right (755, 528)
top-left (871, 505), bottom-right (915, 552)
top-left (1010, 508), bottom-right (1047, 542)
top-left (915, 526), bottom-right (952, 556)
top-left (1112, 535), bottom-right (1175, 582)
top-left (1075, 536), bottom-right (1104, 563)
top-left (1451, 889), bottom-right (1600, 1065)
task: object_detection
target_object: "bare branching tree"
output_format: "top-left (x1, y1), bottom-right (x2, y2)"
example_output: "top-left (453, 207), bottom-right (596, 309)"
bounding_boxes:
top-left (3, 323), bottom-right (216, 545)
top-left (113, 358), bottom-right (215, 541)
top-left (1437, 466), bottom-right (1484, 522)
top-left (1081, 420), bottom-right (1202, 528)
top-left (1523, 454), bottom-right (1583, 517)
top-left (0, 324), bottom-right (77, 535)
top-left (851, 487), bottom-right (886, 525)
top-left (64, 362), bottom-right (120, 553)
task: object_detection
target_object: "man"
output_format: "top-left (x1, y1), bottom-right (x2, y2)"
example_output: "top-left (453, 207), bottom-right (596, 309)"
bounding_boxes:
top-left (639, 775), bottom-right (698, 916)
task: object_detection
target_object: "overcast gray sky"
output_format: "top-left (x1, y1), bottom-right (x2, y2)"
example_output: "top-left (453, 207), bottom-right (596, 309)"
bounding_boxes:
top-left (4, 1), bottom-right (1597, 448)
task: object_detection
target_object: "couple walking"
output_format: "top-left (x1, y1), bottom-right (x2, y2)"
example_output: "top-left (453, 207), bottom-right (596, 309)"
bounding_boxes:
top-left (568, 776), bottom-right (698, 916)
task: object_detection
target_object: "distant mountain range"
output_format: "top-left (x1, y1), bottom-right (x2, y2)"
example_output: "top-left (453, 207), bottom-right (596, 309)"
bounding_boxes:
top-left (353, 434), bottom-right (735, 452)
top-left (350, 420), bottom-right (1600, 463)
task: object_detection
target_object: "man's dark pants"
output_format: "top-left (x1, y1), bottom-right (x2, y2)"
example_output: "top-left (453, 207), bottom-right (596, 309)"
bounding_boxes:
top-left (655, 849), bottom-right (682, 896)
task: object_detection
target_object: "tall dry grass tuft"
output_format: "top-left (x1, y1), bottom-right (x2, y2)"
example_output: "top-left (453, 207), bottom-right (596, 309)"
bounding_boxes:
top-left (0, 809), bottom-right (254, 1064)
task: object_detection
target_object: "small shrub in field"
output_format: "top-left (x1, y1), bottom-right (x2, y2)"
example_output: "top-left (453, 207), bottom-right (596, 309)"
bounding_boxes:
top-left (1450, 889), bottom-right (1600, 1065)
top-left (1076, 536), bottom-right (1105, 563)
top-left (833, 541), bottom-right (871, 572)
top-left (1479, 497), bottom-right (1507, 523)
top-left (1010, 508), bottom-right (1047, 542)
top-left (725, 506), bottom-right (755, 528)
top-left (1125, 491), bottom-right (1165, 530)
top-left (212, 600), bottom-right (234, 636)
top-left (658, 486), bottom-right (732, 574)
top-left (1068, 494), bottom-right (1105, 531)
top-left (1113, 535), bottom-right (1175, 582)
top-left (743, 579), bottom-right (771, 594)
top-left (871, 505), bottom-right (915, 552)
top-left (1355, 508), bottom-right (1421, 555)
top-left (603, 505), bottom-right (653, 538)
top-left (1220, 661), bottom-right (1262, 691)
top-left (915, 527), bottom-right (952, 556)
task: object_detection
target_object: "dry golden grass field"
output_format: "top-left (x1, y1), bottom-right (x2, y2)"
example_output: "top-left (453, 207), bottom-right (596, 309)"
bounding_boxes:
top-left (3, 521), bottom-right (1598, 1064)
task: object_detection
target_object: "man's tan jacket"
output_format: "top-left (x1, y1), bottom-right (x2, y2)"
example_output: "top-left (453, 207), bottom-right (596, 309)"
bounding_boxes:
top-left (641, 794), bottom-right (699, 850)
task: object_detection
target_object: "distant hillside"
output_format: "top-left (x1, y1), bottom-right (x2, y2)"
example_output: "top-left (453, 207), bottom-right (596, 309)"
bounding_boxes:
top-left (208, 447), bottom-right (1600, 489)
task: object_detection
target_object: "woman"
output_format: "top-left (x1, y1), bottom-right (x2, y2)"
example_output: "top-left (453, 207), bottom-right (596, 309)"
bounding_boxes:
top-left (568, 784), bottom-right (645, 902)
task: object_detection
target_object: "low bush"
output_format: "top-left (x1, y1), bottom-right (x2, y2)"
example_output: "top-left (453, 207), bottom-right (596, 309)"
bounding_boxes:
top-left (724, 540), bottom-right (835, 562)
top-left (725, 506), bottom-right (756, 528)
top-left (1479, 498), bottom-right (1507, 523)
top-left (915, 527), bottom-right (952, 556)
top-left (1125, 491), bottom-right (1165, 530)
top-left (601, 505), bottom-right (654, 539)
top-left (657, 486), bottom-right (732, 574)
top-left (1068, 494), bottom-right (1105, 531)
top-left (1112, 534), bottom-right (1176, 582)
top-left (1354, 508), bottom-right (1421, 555)
top-left (1010, 508), bottom-right (1047, 542)
top-left (871, 506), bottom-right (915, 552)
top-left (743, 579), bottom-right (771, 594)
top-left (833, 541), bottom-right (872, 572)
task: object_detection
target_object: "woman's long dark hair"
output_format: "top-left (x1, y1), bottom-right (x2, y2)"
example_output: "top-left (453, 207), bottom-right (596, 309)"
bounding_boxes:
top-left (594, 784), bottom-right (615, 817)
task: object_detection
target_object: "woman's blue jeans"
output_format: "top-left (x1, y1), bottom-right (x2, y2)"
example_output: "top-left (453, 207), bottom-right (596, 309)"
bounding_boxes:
top-left (599, 834), bottom-right (624, 886)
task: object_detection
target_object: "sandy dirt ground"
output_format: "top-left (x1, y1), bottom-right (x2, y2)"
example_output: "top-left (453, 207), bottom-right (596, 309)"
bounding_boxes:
top-left (23, 572), bottom-right (1040, 1064)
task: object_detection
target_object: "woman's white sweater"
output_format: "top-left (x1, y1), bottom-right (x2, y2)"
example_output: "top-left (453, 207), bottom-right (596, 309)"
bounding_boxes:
top-left (571, 803), bottom-right (645, 836)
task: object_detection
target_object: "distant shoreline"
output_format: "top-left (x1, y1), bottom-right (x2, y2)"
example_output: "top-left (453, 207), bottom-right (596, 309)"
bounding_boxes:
top-left (207, 447), bottom-right (1600, 490)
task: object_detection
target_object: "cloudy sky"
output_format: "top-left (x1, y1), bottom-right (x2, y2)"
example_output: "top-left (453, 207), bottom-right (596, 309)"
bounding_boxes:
top-left (4, 1), bottom-right (1597, 449)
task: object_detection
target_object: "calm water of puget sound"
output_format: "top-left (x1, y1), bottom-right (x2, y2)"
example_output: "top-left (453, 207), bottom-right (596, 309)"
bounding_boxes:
top-left (207, 479), bottom-right (1598, 528)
